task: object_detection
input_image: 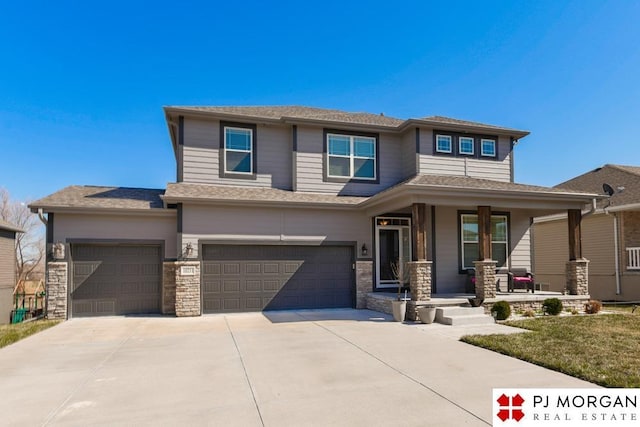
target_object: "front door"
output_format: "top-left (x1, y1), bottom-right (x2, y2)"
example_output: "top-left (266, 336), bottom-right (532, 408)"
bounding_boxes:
top-left (375, 217), bottom-right (411, 289)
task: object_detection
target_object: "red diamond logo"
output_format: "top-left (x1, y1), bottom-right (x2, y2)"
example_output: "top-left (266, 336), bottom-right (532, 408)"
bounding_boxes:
top-left (496, 393), bottom-right (525, 422)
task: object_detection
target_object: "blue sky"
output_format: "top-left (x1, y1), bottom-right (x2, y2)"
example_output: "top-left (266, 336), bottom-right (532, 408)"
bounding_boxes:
top-left (1, 0), bottom-right (639, 201)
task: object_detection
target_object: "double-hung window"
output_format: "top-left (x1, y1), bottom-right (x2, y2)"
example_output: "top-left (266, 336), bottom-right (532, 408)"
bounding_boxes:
top-left (223, 125), bottom-right (254, 174)
top-left (327, 133), bottom-right (376, 180)
top-left (460, 214), bottom-right (508, 270)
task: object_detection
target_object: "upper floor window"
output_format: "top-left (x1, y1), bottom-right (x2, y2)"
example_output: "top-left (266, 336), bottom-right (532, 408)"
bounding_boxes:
top-left (459, 136), bottom-right (474, 155)
top-left (436, 134), bottom-right (452, 153)
top-left (460, 213), bottom-right (508, 270)
top-left (327, 133), bottom-right (376, 180)
top-left (220, 122), bottom-right (257, 178)
top-left (481, 138), bottom-right (496, 157)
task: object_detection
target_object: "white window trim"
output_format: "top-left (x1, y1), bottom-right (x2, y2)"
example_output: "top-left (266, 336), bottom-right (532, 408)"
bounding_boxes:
top-left (436, 134), bottom-right (453, 153)
top-left (480, 138), bottom-right (496, 157)
top-left (460, 214), bottom-right (508, 270)
top-left (224, 126), bottom-right (253, 175)
top-left (459, 136), bottom-right (475, 155)
top-left (327, 133), bottom-right (376, 180)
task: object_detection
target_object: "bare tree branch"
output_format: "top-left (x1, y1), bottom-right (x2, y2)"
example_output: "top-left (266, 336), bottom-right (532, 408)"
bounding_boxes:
top-left (0, 187), bottom-right (45, 282)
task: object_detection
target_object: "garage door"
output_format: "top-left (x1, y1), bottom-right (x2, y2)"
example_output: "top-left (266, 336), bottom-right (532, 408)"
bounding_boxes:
top-left (71, 244), bottom-right (161, 317)
top-left (201, 245), bottom-right (354, 313)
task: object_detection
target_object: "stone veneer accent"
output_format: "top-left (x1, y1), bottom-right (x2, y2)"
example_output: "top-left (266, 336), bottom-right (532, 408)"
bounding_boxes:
top-left (406, 261), bottom-right (432, 321)
top-left (162, 262), bottom-right (177, 315)
top-left (566, 259), bottom-right (589, 295)
top-left (46, 262), bottom-right (68, 320)
top-left (355, 260), bottom-right (373, 309)
top-left (174, 261), bottom-right (201, 317)
top-left (474, 260), bottom-right (497, 299)
top-left (481, 296), bottom-right (590, 315)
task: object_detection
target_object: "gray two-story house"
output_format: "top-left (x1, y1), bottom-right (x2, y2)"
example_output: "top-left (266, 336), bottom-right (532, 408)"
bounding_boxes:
top-left (31, 106), bottom-right (599, 319)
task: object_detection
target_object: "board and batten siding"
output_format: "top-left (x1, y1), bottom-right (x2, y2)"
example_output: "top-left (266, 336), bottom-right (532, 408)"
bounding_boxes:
top-left (0, 230), bottom-right (17, 324)
top-left (418, 129), bottom-right (512, 182)
top-left (53, 214), bottom-right (177, 259)
top-left (294, 125), bottom-right (407, 196)
top-left (434, 206), bottom-right (534, 293)
top-left (401, 129), bottom-right (417, 179)
top-left (181, 204), bottom-right (371, 259)
top-left (182, 117), bottom-right (293, 190)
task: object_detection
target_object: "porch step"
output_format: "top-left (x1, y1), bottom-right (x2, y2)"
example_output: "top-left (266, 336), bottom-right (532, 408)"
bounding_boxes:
top-left (436, 306), bottom-right (495, 326)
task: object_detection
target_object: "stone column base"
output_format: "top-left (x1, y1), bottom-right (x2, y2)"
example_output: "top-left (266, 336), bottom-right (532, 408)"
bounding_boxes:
top-left (355, 260), bottom-right (373, 309)
top-left (406, 261), bottom-right (432, 321)
top-left (46, 261), bottom-right (69, 320)
top-left (474, 260), bottom-right (497, 299)
top-left (174, 261), bottom-right (201, 317)
top-left (566, 259), bottom-right (589, 295)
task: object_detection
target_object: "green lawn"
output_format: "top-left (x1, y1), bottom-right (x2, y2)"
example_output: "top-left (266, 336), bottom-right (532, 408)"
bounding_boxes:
top-left (0, 320), bottom-right (60, 349)
top-left (461, 313), bottom-right (640, 387)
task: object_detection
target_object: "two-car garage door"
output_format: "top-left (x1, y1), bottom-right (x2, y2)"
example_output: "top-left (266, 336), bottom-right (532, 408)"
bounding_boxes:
top-left (70, 243), bottom-right (354, 317)
top-left (71, 244), bottom-right (161, 317)
top-left (201, 245), bottom-right (354, 313)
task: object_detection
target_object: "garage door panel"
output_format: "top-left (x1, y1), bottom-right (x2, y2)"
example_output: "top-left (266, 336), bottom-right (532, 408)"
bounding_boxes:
top-left (71, 244), bottom-right (161, 317)
top-left (202, 245), bottom-right (354, 313)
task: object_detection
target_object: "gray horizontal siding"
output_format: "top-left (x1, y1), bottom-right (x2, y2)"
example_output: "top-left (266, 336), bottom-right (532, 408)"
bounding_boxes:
top-left (294, 126), bottom-right (405, 196)
top-left (401, 129), bottom-right (417, 179)
top-left (0, 232), bottom-right (16, 291)
top-left (182, 204), bottom-right (371, 259)
top-left (418, 129), bottom-right (512, 182)
top-left (182, 118), bottom-right (292, 190)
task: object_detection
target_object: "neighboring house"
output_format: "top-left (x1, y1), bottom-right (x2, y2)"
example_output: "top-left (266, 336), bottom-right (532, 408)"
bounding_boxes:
top-left (533, 164), bottom-right (640, 301)
top-left (0, 219), bottom-right (23, 324)
top-left (13, 279), bottom-right (46, 312)
top-left (30, 106), bottom-right (599, 320)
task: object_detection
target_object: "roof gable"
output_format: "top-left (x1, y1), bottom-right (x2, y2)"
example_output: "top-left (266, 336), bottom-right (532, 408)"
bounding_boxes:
top-left (555, 164), bottom-right (640, 208)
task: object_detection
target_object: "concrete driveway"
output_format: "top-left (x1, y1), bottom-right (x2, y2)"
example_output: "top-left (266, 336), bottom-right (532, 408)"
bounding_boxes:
top-left (0, 309), bottom-right (594, 426)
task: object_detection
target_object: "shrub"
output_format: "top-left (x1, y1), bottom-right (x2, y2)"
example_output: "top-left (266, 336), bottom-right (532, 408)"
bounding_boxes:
top-left (542, 298), bottom-right (563, 315)
top-left (523, 309), bottom-right (536, 318)
top-left (571, 308), bottom-right (579, 315)
top-left (491, 301), bottom-right (511, 320)
top-left (584, 300), bottom-right (602, 314)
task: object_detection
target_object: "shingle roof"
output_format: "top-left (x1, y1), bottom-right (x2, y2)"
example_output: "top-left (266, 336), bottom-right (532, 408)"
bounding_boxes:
top-left (165, 105), bottom-right (527, 135)
top-left (405, 174), bottom-right (596, 195)
top-left (167, 105), bottom-right (405, 127)
top-left (29, 186), bottom-right (167, 211)
top-left (555, 164), bottom-right (640, 208)
top-left (163, 183), bottom-right (366, 206)
top-left (0, 218), bottom-right (23, 233)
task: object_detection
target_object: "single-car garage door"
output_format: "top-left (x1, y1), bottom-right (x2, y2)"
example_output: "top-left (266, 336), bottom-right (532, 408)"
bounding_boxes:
top-left (71, 244), bottom-right (161, 317)
top-left (201, 245), bottom-right (354, 313)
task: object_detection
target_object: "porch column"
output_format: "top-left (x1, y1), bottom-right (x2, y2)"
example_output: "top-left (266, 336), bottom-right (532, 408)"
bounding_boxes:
top-left (407, 203), bottom-right (432, 321)
top-left (566, 209), bottom-right (589, 295)
top-left (475, 206), bottom-right (496, 298)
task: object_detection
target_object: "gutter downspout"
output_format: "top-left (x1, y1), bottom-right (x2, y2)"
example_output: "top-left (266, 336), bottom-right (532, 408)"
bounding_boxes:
top-left (37, 208), bottom-right (48, 226)
top-left (605, 208), bottom-right (622, 295)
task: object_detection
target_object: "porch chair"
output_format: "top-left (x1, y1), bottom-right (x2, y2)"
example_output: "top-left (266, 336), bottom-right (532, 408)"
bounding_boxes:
top-left (507, 268), bottom-right (535, 293)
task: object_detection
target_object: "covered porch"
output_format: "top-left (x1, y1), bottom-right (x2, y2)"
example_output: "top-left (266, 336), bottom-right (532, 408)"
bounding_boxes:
top-left (358, 175), bottom-right (602, 320)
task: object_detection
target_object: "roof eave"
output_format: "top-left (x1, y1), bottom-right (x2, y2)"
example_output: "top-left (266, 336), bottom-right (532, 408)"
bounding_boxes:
top-left (401, 119), bottom-right (530, 138)
top-left (161, 194), bottom-right (364, 210)
top-left (163, 106), bottom-right (283, 125)
top-left (27, 205), bottom-right (176, 217)
top-left (279, 116), bottom-right (400, 132)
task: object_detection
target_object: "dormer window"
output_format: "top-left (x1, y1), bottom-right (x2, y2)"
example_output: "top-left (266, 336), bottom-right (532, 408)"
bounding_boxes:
top-left (436, 135), bottom-right (452, 153)
top-left (481, 138), bottom-right (496, 157)
top-left (220, 122), bottom-right (257, 179)
top-left (326, 132), bottom-right (377, 180)
top-left (459, 136), bottom-right (474, 155)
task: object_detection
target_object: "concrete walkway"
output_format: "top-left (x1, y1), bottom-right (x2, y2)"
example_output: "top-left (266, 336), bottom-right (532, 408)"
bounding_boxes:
top-left (0, 309), bottom-right (595, 426)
